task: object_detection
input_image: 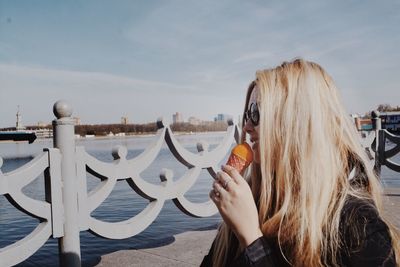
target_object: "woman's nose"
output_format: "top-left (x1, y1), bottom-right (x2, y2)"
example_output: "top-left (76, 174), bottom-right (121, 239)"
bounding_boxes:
top-left (243, 119), bottom-right (253, 134)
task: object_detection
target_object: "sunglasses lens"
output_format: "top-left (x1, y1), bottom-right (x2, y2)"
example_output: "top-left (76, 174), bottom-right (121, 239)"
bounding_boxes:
top-left (250, 103), bottom-right (259, 126)
top-left (244, 103), bottom-right (259, 126)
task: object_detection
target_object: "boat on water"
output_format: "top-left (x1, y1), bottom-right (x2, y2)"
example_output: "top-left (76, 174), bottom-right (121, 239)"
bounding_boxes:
top-left (0, 105), bottom-right (37, 143)
top-left (0, 131), bottom-right (37, 143)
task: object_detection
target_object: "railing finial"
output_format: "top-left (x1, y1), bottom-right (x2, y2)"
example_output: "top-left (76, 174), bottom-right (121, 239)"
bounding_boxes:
top-left (112, 146), bottom-right (128, 160)
top-left (157, 117), bottom-right (166, 129)
top-left (197, 141), bottom-right (209, 152)
top-left (371, 110), bottom-right (380, 119)
top-left (53, 100), bottom-right (73, 119)
top-left (160, 168), bottom-right (173, 182)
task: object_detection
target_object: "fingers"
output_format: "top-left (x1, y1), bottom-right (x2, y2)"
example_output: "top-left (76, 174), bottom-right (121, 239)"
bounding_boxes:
top-left (221, 164), bottom-right (243, 184)
top-left (213, 181), bottom-right (226, 197)
top-left (216, 171), bottom-right (234, 191)
top-left (221, 178), bottom-right (231, 190)
top-left (211, 165), bottom-right (245, 205)
top-left (209, 188), bottom-right (220, 203)
top-left (210, 181), bottom-right (227, 204)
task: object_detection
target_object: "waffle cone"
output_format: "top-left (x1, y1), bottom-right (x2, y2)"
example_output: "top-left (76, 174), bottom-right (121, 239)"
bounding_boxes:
top-left (226, 143), bottom-right (253, 173)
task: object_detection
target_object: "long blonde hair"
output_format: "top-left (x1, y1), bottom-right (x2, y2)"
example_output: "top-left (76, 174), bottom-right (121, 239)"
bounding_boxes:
top-left (212, 59), bottom-right (400, 266)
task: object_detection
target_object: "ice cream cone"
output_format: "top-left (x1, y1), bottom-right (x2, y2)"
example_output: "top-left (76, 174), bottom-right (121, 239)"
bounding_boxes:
top-left (226, 143), bottom-right (253, 173)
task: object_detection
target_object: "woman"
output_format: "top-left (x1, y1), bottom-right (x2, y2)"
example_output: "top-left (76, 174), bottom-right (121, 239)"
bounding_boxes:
top-left (201, 59), bottom-right (399, 266)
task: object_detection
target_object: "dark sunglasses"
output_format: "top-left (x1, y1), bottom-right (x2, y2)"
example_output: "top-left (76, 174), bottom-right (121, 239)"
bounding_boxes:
top-left (244, 103), bottom-right (260, 126)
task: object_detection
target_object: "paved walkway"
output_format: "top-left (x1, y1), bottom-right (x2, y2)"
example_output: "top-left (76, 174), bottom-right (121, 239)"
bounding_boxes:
top-left (95, 229), bottom-right (217, 267)
top-left (383, 188), bottom-right (400, 228)
top-left (96, 188), bottom-right (400, 267)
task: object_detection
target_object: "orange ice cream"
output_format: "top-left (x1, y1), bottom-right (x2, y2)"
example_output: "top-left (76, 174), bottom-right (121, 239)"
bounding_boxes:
top-left (226, 143), bottom-right (253, 173)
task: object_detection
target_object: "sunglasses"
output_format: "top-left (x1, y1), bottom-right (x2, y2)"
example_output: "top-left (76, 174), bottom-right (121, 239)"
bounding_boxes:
top-left (244, 103), bottom-right (260, 126)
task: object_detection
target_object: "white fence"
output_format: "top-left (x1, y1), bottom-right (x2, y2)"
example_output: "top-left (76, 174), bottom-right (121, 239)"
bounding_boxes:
top-left (1, 103), bottom-right (399, 267)
top-left (0, 100), bottom-right (239, 267)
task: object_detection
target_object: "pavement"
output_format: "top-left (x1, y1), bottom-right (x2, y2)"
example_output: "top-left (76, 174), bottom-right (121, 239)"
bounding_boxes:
top-left (95, 188), bottom-right (400, 267)
top-left (95, 229), bottom-right (217, 267)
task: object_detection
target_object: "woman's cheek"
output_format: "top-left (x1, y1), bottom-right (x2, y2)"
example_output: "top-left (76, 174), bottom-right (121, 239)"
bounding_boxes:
top-left (253, 144), bottom-right (261, 164)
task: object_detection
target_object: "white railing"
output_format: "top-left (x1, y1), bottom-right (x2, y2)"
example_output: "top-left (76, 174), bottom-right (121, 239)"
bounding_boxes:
top-left (0, 149), bottom-right (63, 266)
top-left (1, 102), bottom-right (399, 267)
top-left (0, 100), bottom-right (239, 267)
top-left (368, 111), bottom-right (400, 175)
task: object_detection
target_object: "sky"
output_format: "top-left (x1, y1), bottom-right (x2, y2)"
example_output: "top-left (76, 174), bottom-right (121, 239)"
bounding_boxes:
top-left (0, 0), bottom-right (399, 128)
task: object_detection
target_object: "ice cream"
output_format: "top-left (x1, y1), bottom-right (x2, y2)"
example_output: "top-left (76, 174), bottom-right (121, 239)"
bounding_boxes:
top-left (226, 143), bottom-right (253, 173)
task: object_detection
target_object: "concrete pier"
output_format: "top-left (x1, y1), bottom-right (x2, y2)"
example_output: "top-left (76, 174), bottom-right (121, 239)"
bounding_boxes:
top-left (383, 188), bottom-right (400, 228)
top-left (96, 229), bottom-right (217, 267)
top-left (96, 188), bottom-right (400, 267)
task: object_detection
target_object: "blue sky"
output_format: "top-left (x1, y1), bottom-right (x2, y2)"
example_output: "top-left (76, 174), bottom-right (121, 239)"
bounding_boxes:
top-left (0, 0), bottom-right (399, 128)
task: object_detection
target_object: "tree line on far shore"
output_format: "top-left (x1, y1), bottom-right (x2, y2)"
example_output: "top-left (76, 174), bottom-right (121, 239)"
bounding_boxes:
top-left (2, 103), bottom-right (398, 134)
top-left (1, 121), bottom-right (229, 136)
top-left (74, 121), bottom-right (229, 136)
top-left (362, 104), bottom-right (400, 118)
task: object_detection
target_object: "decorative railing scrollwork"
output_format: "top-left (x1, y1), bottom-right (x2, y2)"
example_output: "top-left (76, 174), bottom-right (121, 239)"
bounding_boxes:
top-left (0, 100), bottom-right (240, 267)
top-left (75, 118), bottom-right (239, 239)
top-left (0, 149), bottom-right (62, 267)
top-left (359, 127), bottom-right (400, 175)
top-left (379, 130), bottom-right (400, 172)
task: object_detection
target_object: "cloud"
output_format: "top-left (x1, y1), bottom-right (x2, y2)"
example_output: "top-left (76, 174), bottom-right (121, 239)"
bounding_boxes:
top-left (233, 51), bottom-right (274, 64)
top-left (0, 63), bottom-right (194, 93)
top-left (0, 64), bottom-right (193, 126)
top-left (0, 1), bottom-right (399, 127)
top-left (0, 63), bottom-right (245, 127)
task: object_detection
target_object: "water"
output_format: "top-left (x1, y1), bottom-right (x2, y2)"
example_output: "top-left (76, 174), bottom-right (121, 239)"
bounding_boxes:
top-left (1, 134), bottom-right (399, 266)
top-left (0, 133), bottom-right (229, 267)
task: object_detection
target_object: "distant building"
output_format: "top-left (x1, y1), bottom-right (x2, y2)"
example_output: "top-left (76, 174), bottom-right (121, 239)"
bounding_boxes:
top-left (381, 111), bottom-right (400, 132)
top-left (173, 112), bottom-right (183, 124)
top-left (16, 106), bottom-right (26, 131)
top-left (214, 113), bottom-right (232, 123)
top-left (35, 128), bottom-right (53, 139)
top-left (73, 117), bottom-right (81, 125)
top-left (37, 121), bottom-right (49, 127)
top-left (121, 116), bottom-right (129, 125)
top-left (353, 111), bottom-right (400, 133)
top-left (354, 117), bottom-right (373, 131)
top-left (352, 114), bottom-right (372, 131)
top-left (188, 116), bottom-right (202, 125)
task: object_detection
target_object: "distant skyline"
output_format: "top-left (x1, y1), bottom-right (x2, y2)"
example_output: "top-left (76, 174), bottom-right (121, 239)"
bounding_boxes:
top-left (1, 1), bottom-right (399, 128)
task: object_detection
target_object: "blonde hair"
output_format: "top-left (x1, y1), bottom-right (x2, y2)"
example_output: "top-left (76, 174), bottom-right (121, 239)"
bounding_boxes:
top-left (212, 59), bottom-right (400, 266)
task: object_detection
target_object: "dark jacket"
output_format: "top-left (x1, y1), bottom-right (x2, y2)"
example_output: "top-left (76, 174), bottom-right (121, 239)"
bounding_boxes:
top-left (200, 198), bottom-right (396, 266)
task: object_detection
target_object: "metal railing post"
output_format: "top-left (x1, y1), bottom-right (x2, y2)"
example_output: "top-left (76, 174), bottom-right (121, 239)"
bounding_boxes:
top-left (52, 100), bottom-right (81, 267)
top-left (372, 110), bottom-right (382, 177)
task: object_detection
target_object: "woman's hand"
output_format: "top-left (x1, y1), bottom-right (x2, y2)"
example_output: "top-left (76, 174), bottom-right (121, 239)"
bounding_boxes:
top-left (210, 164), bottom-right (263, 249)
